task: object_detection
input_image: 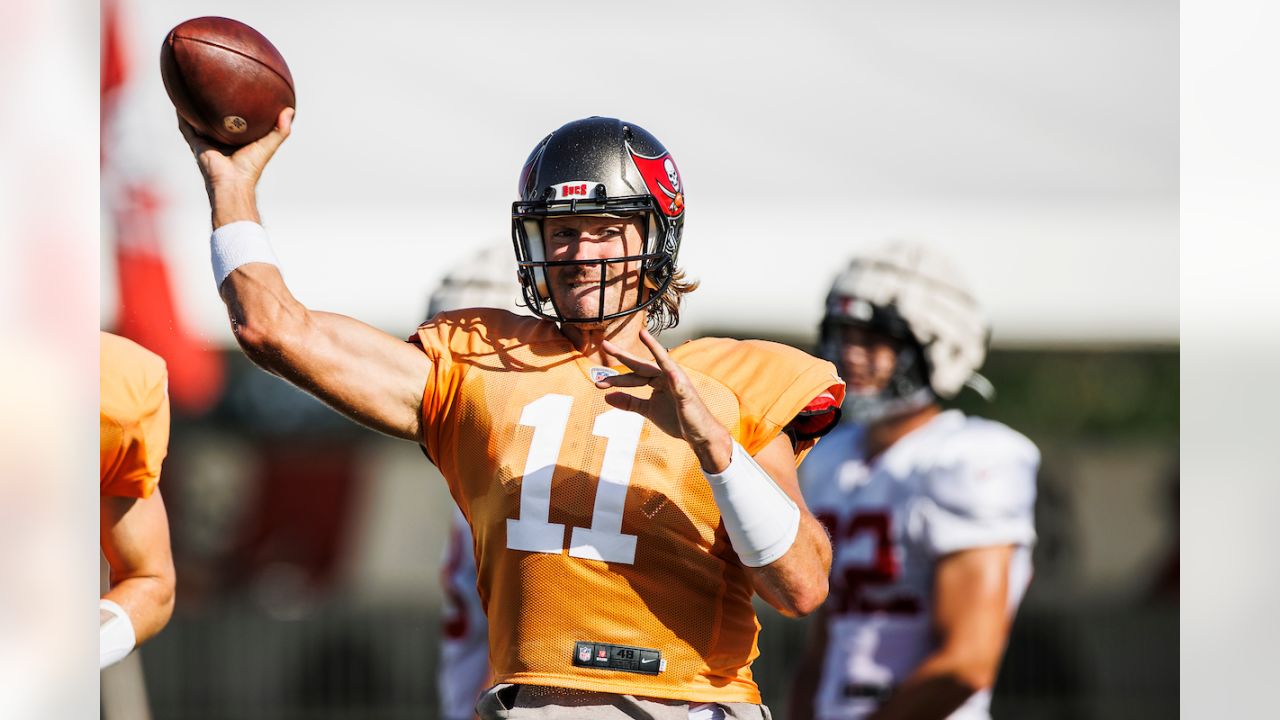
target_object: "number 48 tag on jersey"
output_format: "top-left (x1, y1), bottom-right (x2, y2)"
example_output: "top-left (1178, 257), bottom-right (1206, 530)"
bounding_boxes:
top-left (572, 641), bottom-right (663, 675)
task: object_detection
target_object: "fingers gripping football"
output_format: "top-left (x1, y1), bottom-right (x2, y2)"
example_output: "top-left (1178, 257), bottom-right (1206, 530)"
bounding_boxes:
top-left (178, 107), bottom-right (293, 197)
top-left (598, 330), bottom-right (733, 472)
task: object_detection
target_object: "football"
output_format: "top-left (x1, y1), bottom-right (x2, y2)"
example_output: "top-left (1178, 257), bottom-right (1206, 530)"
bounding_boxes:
top-left (160, 17), bottom-right (295, 146)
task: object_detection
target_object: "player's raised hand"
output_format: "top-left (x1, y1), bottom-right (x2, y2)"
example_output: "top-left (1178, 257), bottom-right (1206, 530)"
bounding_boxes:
top-left (178, 107), bottom-right (293, 192)
top-left (598, 329), bottom-right (733, 473)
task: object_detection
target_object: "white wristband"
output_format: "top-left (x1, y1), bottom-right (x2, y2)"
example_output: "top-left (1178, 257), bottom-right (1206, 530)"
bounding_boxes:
top-left (703, 440), bottom-right (801, 567)
top-left (100, 598), bottom-right (137, 669)
top-left (211, 220), bottom-right (279, 288)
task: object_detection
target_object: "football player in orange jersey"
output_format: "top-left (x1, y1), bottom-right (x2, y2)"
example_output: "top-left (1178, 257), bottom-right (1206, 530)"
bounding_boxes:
top-left (177, 111), bottom-right (845, 719)
top-left (100, 332), bottom-right (176, 670)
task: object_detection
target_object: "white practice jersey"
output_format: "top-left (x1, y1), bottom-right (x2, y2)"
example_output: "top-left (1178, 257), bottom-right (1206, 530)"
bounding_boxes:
top-left (799, 410), bottom-right (1038, 720)
top-left (439, 506), bottom-right (490, 720)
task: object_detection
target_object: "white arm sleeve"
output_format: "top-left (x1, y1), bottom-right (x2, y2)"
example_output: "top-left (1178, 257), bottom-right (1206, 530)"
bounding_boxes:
top-left (704, 440), bottom-right (801, 568)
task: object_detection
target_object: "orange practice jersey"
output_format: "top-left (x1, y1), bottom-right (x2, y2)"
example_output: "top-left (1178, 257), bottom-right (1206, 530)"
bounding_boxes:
top-left (100, 332), bottom-right (170, 499)
top-left (413, 309), bottom-right (845, 703)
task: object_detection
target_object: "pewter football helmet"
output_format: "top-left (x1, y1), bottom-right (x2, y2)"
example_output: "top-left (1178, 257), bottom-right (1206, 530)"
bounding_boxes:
top-left (511, 117), bottom-right (685, 324)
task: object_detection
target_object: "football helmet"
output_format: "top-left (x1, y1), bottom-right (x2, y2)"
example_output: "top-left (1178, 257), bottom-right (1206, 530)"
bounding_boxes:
top-left (511, 117), bottom-right (685, 324)
top-left (821, 240), bottom-right (992, 422)
top-left (426, 243), bottom-right (528, 319)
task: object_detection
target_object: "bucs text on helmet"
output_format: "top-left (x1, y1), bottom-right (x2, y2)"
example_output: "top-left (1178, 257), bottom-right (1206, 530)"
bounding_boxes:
top-left (511, 117), bottom-right (687, 328)
top-left (820, 240), bottom-right (993, 423)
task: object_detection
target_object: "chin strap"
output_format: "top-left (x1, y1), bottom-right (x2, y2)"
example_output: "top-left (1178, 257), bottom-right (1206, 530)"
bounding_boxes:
top-left (964, 372), bottom-right (996, 401)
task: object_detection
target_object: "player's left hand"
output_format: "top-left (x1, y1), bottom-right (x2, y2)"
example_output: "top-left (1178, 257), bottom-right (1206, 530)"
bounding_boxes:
top-left (599, 330), bottom-right (733, 472)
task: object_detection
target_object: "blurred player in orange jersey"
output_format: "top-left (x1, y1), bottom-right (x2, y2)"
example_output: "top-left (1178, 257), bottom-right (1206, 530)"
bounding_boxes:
top-left (789, 242), bottom-right (1038, 720)
top-left (100, 332), bottom-right (176, 670)
top-left (179, 113), bottom-right (845, 719)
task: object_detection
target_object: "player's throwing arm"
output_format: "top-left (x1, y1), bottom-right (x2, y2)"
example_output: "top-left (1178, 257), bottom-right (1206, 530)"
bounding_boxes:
top-left (177, 110), bottom-right (432, 443)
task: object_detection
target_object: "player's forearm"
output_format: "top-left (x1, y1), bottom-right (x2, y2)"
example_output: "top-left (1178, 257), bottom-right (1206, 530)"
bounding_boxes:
top-left (103, 573), bottom-right (175, 646)
top-left (220, 262), bottom-right (310, 372)
top-left (748, 514), bottom-right (831, 617)
top-left (868, 650), bottom-right (995, 720)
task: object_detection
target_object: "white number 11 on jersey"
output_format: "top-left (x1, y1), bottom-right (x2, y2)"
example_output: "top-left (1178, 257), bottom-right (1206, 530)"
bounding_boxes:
top-left (506, 394), bottom-right (645, 565)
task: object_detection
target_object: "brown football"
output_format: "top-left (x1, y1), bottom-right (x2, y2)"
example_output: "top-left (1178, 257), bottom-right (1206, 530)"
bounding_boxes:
top-left (160, 17), bottom-right (295, 146)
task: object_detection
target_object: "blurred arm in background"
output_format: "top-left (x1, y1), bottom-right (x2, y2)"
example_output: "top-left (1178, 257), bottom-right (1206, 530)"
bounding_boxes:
top-left (868, 545), bottom-right (1016, 720)
top-left (100, 492), bottom-right (175, 667)
top-left (100, 332), bottom-right (176, 669)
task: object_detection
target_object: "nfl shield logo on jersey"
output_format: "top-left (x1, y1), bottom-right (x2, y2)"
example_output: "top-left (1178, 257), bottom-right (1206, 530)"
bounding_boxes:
top-left (589, 366), bottom-right (619, 383)
top-left (577, 643), bottom-right (592, 662)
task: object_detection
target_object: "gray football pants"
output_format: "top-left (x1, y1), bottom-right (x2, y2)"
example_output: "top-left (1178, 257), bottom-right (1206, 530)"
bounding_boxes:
top-left (475, 683), bottom-right (773, 720)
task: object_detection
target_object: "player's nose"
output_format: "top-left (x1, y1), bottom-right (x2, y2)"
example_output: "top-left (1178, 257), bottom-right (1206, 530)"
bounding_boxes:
top-left (567, 234), bottom-right (605, 261)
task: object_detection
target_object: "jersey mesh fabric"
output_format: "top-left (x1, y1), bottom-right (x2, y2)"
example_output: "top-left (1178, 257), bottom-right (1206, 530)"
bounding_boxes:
top-left (100, 332), bottom-right (170, 498)
top-left (413, 309), bottom-right (844, 703)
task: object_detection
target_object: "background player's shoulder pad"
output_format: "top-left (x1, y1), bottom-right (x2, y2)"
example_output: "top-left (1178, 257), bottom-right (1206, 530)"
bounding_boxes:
top-left (925, 416), bottom-right (1039, 520)
top-left (100, 332), bottom-right (168, 426)
top-left (101, 332), bottom-right (168, 389)
top-left (100, 333), bottom-right (170, 498)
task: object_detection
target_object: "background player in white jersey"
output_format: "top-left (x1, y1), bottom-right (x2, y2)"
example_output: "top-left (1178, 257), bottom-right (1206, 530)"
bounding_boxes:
top-left (425, 244), bottom-right (524, 720)
top-left (789, 241), bottom-right (1038, 720)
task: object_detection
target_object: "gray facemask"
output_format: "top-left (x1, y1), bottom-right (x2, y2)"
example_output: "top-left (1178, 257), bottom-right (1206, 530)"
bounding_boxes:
top-left (840, 341), bottom-right (936, 424)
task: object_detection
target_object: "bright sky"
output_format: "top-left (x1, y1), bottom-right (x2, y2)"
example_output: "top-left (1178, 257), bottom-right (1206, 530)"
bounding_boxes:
top-left (103, 0), bottom-right (1177, 346)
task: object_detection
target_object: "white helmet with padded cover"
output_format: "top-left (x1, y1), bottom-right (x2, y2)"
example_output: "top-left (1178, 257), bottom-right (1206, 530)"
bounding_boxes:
top-left (426, 243), bottom-right (529, 319)
top-left (821, 239), bottom-right (992, 420)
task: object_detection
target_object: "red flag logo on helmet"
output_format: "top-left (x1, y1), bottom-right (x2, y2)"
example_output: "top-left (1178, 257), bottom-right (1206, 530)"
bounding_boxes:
top-left (628, 146), bottom-right (685, 218)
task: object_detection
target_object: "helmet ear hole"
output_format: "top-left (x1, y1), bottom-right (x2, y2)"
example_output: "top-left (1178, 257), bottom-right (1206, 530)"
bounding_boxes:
top-left (521, 219), bottom-right (550, 296)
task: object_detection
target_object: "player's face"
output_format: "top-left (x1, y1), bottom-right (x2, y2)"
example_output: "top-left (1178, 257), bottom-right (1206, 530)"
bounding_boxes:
top-left (837, 326), bottom-right (899, 394)
top-left (542, 215), bottom-right (646, 323)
